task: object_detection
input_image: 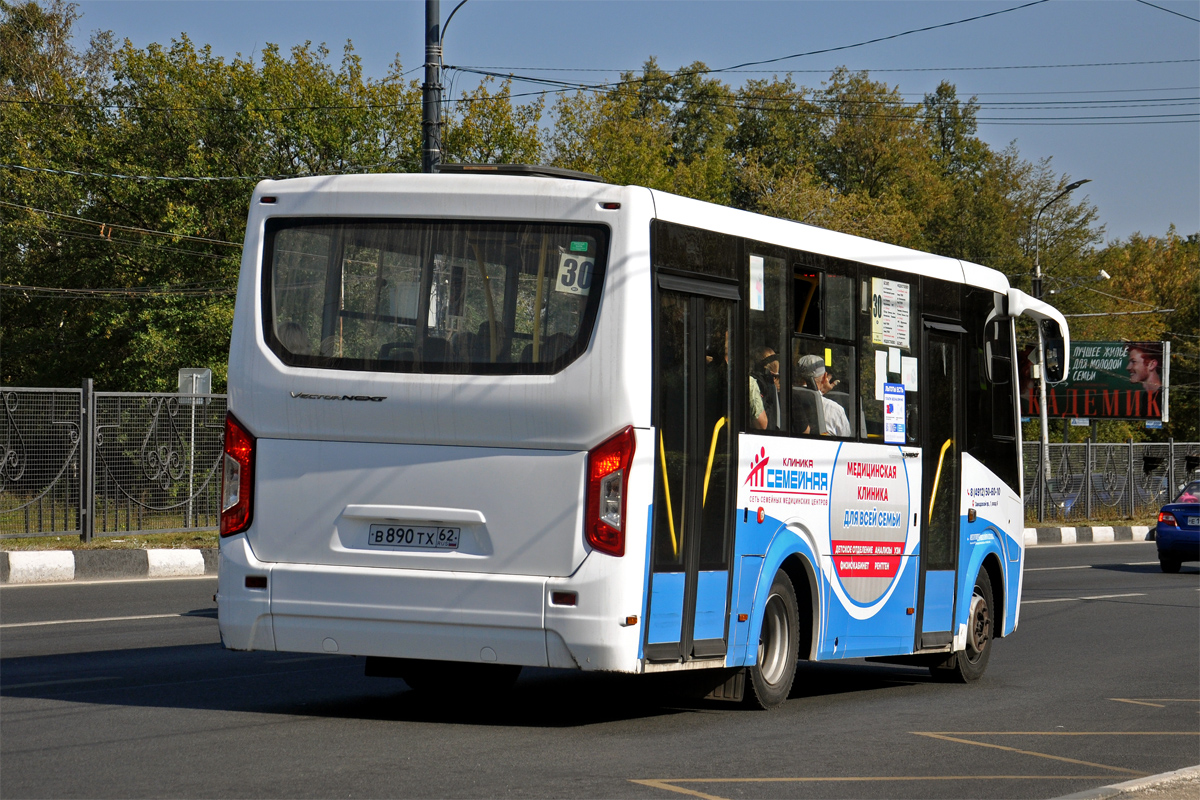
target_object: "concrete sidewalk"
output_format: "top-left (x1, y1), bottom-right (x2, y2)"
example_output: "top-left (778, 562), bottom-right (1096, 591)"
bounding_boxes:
top-left (0, 528), bottom-right (1154, 584)
top-left (1057, 764), bottom-right (1200, 800)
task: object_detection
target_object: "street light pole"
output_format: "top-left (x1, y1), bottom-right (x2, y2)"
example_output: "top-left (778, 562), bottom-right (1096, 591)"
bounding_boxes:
top-left (421, 0), bottom-right (442, 174)
top-left (1033, 177), bottom-right (1090, 521)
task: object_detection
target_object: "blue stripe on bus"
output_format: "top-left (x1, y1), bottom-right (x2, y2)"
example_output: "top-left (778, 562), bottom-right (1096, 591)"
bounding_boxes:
top-left (647, 572), bottom-right (685, 644)
top-left (639, 505), bottom-right (654, 660)
top-left (692, 570), bottom-right (728, 641)
top-left (921, 570), bottom-right (955, 632)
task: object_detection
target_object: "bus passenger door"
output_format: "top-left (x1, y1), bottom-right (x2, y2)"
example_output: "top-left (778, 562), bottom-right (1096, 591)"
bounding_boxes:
top-left (645, 276), bottom-right (738, 663)
top-left (917, 324), bottom-right (964, 649)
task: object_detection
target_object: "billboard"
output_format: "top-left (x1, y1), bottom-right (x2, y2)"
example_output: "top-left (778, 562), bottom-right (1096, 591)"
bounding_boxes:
top-left (1020, 341), bottom-right (1170, 422)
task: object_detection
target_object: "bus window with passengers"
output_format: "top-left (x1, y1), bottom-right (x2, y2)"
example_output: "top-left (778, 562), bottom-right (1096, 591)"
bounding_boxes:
top-left (218, 168), bottom-right (1067, 709)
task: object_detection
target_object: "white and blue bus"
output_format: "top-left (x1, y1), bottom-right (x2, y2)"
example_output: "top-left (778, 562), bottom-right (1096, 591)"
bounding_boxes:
top-left (217, 165), bottom-right (1070, 707)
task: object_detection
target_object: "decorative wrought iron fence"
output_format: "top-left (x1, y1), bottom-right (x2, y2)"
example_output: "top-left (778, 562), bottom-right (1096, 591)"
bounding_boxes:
top-left (1023, 440), bottom-right (1200, 523)
top-left (0, 388), bottom-right (82, 537)
top-left (3, 383), bottom-right (1197, 537)
top-left (1, 384), bottom-right (226, 540)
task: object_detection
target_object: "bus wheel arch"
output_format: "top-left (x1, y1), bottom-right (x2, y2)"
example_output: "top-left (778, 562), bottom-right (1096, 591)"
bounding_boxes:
top-left (981, 553), bottom-right (1005, 638)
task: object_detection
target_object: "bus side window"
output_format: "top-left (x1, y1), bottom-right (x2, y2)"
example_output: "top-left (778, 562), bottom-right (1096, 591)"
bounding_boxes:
top-left (747, 252), bottom-right (788, 432)
top-left (858, 273), bottom-right (915, 441)
top-left (794, 269), bottom-right (821, 337)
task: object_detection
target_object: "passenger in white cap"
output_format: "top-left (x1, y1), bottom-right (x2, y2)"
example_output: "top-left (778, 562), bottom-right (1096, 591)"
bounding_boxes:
top-left (796, 354), bottom-right (851, 437)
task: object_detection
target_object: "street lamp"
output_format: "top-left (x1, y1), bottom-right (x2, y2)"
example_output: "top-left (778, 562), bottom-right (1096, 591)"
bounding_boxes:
top-left (1032, 177), bottom-right (1090, 521)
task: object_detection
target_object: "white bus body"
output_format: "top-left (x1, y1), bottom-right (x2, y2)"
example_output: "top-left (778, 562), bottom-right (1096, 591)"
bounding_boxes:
top-left (218, 172), bottom-right (1069, 697)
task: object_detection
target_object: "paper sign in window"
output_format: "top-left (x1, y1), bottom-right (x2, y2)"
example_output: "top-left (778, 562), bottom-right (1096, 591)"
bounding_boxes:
top-left (749, 255), bottom-right (765, 311)
top-left (870, 278), bottom-right (910, 348)
top-left (884, 383), bottom-right (906, 444)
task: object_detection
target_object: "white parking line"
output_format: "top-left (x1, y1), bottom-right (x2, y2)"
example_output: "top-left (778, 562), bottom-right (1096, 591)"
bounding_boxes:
top-left (1024, 593), bottom-right (1146, 605)
top-left (0, 612), bottom-right (214, 629)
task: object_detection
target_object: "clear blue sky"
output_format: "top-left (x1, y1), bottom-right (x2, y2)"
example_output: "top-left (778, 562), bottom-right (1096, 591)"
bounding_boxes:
top-left (73, 0), bottom-right (1200, 242)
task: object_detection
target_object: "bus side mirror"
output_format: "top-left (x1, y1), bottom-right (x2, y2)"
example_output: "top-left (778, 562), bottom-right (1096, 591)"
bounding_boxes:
top-left (1042, 320), bottom-right (1066, 384)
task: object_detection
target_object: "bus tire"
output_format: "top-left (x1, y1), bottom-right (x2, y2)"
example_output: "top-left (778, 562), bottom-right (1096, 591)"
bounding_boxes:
top-left (931, 569), bottom-right (993, 683)
top-left (746, 570), bottom-right (799, 709)
top-left (399, 659), bottom-right (522, 697)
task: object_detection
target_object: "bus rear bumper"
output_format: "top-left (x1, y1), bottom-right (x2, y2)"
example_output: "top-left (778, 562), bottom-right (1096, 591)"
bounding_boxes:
top-left (216, 535), bottom-right (639, 672)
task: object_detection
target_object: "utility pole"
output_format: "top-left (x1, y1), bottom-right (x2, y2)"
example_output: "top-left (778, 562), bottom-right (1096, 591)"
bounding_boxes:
top-left (422, 0), bottom-right (442, 173)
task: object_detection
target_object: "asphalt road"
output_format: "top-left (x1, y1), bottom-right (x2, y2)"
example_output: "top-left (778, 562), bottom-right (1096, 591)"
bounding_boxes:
top-left (2, 543), bottom-right (1197, 799)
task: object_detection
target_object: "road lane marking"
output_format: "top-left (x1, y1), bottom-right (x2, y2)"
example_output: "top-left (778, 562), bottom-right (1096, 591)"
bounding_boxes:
top-left (912, 732), bottom-right (1148, 776)
top-left (1110, 698), bottom-right (1200, 707)
top-left (631, 775), bottom-right (1129, 800)
top-left (2, 676), bottom-right (119, 690)
top-left (1026, 565), bottom-right (1093, 572)
top-left (1024, 593), bottom-right (1145, 604)
top-left (1026, 562), bottom-right (1158, 572)
top-left (0, 612), bottom-right (215, 629)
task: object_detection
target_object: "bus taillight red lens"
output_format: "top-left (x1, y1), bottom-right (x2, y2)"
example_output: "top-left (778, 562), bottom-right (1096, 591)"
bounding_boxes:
top-left (220, 412), bottom-right (255, 537)
top-left (585, 426), bottom-right (636, 557)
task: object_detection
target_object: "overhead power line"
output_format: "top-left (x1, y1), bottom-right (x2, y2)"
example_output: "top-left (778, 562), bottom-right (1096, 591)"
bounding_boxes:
top-left (0, 201), bottom-right (241, 246)
top-left (703, 0), bottom-right (1054, 74)
top-left (1136, 0), bottom-right (1200, 23)
top-left (0, 283), bottom-right (236, 298)
top-left (448, 59), bottom-right (1200, 75)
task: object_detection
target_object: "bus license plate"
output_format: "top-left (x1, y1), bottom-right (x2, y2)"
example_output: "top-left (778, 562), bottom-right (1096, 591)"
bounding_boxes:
top-left (367, 525), bottom-right (460, 550)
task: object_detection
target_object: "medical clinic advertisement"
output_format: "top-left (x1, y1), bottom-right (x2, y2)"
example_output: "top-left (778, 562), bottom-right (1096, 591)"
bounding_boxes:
top-left (740, 437), bottom-right (919, 610)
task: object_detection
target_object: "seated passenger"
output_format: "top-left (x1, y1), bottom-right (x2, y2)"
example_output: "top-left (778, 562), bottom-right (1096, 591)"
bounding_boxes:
top-left (796, 354), bottom-right (851, 437)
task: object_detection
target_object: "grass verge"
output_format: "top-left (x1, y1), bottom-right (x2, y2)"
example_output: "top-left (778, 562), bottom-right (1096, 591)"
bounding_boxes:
top-left (0, 531), bottom-right (219, 551)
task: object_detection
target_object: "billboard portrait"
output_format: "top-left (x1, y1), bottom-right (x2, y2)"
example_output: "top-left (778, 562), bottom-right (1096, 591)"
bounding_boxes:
top-left (1020, 341), bottom-right (1170, 422)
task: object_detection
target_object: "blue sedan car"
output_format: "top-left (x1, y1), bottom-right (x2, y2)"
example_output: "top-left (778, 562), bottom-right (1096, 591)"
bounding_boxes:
top-left (1156, 480), bottom-right (1200, 573)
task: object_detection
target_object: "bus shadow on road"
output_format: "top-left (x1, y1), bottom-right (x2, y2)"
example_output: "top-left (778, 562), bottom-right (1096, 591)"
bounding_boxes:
top-left (1091, 562), bottom-right (1198, 574)
top-left (0, 644), bottom-right (933, 728)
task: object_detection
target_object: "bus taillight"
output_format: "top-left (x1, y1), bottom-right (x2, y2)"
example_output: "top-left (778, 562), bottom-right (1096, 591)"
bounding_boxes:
top-left (220, 412), bottom-right (255, 537)
top-left (585, 426), bottom-right (636, 557)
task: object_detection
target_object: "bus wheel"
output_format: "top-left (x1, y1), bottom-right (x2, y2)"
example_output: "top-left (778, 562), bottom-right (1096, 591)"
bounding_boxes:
top-left (932, 569), bottom-right (993, 683)
top-left (747, 570), bottom-right (799, 709)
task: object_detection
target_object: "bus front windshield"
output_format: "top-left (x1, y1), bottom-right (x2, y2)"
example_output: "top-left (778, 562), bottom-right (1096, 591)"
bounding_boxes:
top-left (264, 219), bottom-right (609, 375)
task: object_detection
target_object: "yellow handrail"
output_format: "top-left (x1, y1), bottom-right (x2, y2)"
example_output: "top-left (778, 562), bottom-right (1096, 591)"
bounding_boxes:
top-left (928, 438), bottom-right (954, 525)
top-left (702, 416), bottom-right (727, 507)
top-left (470, 242), bottom-right (500, 361)
top-left (658, 430), bottom-right (679, 558)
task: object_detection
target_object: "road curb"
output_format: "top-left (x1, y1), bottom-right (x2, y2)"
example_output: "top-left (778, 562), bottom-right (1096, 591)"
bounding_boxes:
top-left (0, 530), bottom-right (1155, 585)
top-left (0, 549), bottom-right (217, 584)
top-left (1053, 763), bottom-right (1200, 799)
top-left (1024, 526), bottom-right (1152, 546)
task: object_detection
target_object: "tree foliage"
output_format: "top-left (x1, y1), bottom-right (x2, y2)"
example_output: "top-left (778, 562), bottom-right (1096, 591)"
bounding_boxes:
top-left (2, 3), bottom-right (1195, 440)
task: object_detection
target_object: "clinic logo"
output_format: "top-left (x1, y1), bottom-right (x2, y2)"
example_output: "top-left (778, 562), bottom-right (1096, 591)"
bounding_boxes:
top-left (745, 447), bottom-right (770, 487)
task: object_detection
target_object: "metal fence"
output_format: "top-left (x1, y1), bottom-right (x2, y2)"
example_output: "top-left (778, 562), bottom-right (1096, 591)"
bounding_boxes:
top-left (1, 384), bottom-right (226, 540)
top-left (1023, 440), bottom-right (1200, 523)
top-left (3, 383), bottom-right (1197, 537)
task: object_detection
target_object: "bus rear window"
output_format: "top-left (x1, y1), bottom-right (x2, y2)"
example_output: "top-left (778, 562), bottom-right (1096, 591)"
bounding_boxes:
top-left (263, 219), bottom-right (609, 374)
